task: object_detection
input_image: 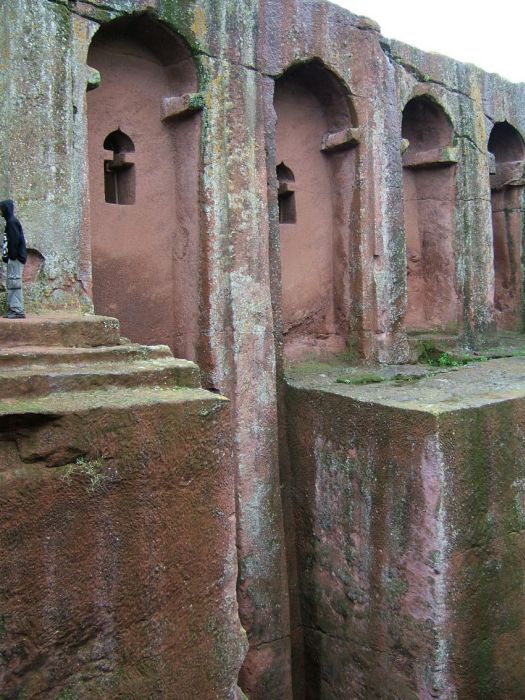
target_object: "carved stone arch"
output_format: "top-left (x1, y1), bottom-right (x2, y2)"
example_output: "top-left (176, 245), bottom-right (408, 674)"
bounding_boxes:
top-left (488, 120), bottom-right (525, 164)
top-left (102, 129), bottom-right (135, 205)
top-left (273, 58), bottom-right (359, 359)
top-left (103, 129), bottom-right (135, 154)
top-left (402, 94), bottom-right (454, 155)
top-left (87, 12), bottom-right (202, 359)
top-left (402, 94), bottom-right (460, 330)
top-left (488, 120), bottom-right (525, 328)
top-left (276, 162), bottom-right (296, 224)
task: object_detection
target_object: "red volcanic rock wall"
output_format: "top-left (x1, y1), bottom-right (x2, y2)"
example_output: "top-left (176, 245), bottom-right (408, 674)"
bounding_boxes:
top-left (285, 360), bottom-right (525, 699)
top-left (0, 390), bottom-right (245, 699)
top-left (285, 385), bottom-right (445, 698)
top-left (488, 122), bottom-right (525, 330)
top-left (3, 1), bottom-right (525, 698)
top-left (274, 62), bottom-right (358, 359)
top-left (275, 70), bottom-right (337, 354)
top-left (402, 97), bottom-right (459, 331)
top-left (87, 15), bottom-right (201, 360)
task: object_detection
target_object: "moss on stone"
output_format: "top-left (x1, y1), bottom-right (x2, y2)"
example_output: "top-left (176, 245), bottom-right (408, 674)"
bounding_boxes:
top-left (336, 372), bottom-right (385, 385)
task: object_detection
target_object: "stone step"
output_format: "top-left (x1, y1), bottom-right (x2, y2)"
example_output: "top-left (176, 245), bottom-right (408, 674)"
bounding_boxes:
top-left (0, 357), bottom-right (200, 400)
top-left (0, 384), bottom-right (226, 469)
top-left (0, 384), bottom-right (218, 416)
top-left (0, 343), bottom-right (172, 370)
top-left (0, 312), bottom-right (121, 348)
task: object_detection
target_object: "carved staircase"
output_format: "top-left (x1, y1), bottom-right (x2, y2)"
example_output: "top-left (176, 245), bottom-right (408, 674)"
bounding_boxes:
top-left (0, 312), bottom-right (200, 403)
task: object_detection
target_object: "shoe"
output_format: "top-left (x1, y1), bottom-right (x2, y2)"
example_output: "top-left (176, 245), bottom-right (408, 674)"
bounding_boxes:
top-left (4, 312), bottom-right (25, 319)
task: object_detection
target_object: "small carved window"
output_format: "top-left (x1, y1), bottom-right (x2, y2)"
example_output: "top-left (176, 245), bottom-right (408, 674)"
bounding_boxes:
top-left (277, 162), bottom-right (296, 224)
top-left (103, 129), bottom-right (136, 205)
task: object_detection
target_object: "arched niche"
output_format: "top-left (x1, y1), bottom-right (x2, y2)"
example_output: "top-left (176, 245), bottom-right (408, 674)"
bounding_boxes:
top-left (402, 96), bottom-right (459, 331)
top-left (273, 60), bottom-right (358, 360)
top-left (488, 121), bottom-right (525, 329)
top-left (277, 162), bottom-right (296, 224)
top-left (87, 14), bottom-right (201, 359)
top-left (103, 129), bottom-right (135, 205)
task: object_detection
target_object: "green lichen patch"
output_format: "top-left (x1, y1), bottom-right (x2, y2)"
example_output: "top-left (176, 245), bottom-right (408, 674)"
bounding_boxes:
top-left (336, 372), bottom-right (385, 386)
top-left (391, 372), bottom-right (425, 385)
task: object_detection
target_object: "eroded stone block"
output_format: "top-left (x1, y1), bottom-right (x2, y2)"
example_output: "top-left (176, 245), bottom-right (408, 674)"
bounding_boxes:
top-left (0, 314), bottom-right (246, 698)
top-left (160, 93), bottom-right (204, 121)
top-left (320, 127), bottom-right (361, 152)
top-left (402, 145), bottom-right (459, 168)
top-left (285, 358), bottom-right (525, 699)
top-left (490, 160), bottom-right (525, 190)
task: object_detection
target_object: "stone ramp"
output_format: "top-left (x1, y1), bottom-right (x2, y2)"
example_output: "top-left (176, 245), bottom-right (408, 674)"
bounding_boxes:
top-left (0, 313), bottom-right (247, 699)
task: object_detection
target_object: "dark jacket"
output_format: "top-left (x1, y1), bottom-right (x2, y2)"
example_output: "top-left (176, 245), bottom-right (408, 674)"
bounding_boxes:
top-left (1, 199), bottom-right (27, 264)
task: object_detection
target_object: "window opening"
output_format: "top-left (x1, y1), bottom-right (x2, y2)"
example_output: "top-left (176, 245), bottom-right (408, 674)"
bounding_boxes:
top-left (277, 162), bottom-right (296, 224)
top-left (103, 129), bottom-right (135, 205)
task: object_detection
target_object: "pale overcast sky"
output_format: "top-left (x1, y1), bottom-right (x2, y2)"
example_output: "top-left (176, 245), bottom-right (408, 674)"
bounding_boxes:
top-left (331, 0), bottom-right (525, 84)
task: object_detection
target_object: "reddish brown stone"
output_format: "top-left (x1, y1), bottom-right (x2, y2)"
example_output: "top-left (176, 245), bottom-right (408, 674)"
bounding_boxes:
top-left (285, 358), bottom-right (525, 698)
top-left (87, 15), bottom-right (201, 360)
top-left (0, 314), bottom-right (246, 699)
top-left (0, 313), bottom-right (120, 348)
top-left (488, 123), bottom-right (525, 330)
top-left (3, 1), bottom-right (525, 697)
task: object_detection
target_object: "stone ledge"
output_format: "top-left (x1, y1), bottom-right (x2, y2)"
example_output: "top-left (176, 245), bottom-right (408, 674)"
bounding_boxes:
top-left (287, 356), bottom-right (525, 413)
top-left (402, 145), bottom-right (458, 169)
top-left (0, 312), bottom-right (120, 348)
top-left (160, 93), bottom-right (204, 121)
top-left (0, 385), bottom-right (225, 418)
top-left (321, 127), bottom-right (360, 152)
top-left (490, 160), bottom-right (525, 190)
top-left (0, 343), bottom-right (173, 370)
top-left (0, 357), bottom-right (201, 399)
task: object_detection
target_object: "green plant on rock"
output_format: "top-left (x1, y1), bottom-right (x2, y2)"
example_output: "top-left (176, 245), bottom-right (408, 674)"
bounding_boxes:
top-left (437, 352), bottom-right (462, 368)
top-left (56, 689), bottom-right (79, 700)
top-left (62, 455), bottom-right (109, 492)
top-left (419, 341), bottom-right (488, 368)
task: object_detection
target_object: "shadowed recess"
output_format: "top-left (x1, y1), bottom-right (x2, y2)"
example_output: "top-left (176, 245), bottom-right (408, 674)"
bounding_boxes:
top-left (488, 121), bottom-right (525, 329)
top-left (274, 60), bottom-right (358, 361)
top-left (402, 95), bottom-right (459, 331)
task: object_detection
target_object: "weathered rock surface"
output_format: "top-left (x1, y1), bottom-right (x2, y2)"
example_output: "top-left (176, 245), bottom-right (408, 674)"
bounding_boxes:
top-left (0, 314), bottom-right (246, 699)
top-left (2, 0), bottom-right (525, 697)
top-left (285, 359), bottom-right (525, 698)
top-left (0, 313), bottom-right (120, 348)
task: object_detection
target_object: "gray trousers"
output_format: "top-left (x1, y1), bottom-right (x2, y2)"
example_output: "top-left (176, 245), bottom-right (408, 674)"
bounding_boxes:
top-left (6, 258), bottom-right (24, 314)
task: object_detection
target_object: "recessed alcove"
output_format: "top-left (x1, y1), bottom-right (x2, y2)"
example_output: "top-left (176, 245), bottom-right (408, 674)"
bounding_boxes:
top-left (402, 96), bottom-right (459, 330)
top-left (87, 14), bottom-right (200, 358)
top-left (273, 60), bottom-right (358, 359)
top-left (488, 121), bottom-right (525, 329)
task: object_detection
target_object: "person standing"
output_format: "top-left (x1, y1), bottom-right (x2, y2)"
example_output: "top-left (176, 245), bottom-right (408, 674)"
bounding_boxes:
top-left (1, 199), bottom-right (27, 319)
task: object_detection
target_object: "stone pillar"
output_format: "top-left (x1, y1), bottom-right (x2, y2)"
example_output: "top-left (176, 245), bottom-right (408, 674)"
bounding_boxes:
top-left (0, 0), bottom-right (92, 311)
top-left (454, 72), bottom-right (495, 347)
top-left (198, 50), bottom-right (292, 698)
top-left (360, 54), bottom-right (409, 363)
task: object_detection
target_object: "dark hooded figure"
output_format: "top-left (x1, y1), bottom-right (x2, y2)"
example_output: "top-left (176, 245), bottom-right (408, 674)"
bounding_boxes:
top-left (1, 199), bottom-right (27, 319)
